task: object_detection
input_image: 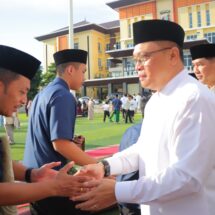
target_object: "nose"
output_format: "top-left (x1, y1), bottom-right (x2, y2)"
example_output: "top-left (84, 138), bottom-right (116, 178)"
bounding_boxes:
top-left (21, 94), bottom-right (28, 106)
top-left (135, 63), bottom-right (144, 72)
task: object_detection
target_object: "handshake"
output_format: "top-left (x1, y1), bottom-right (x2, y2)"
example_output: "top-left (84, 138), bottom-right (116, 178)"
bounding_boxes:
top-left (71, 161), bottom-right (117, 212)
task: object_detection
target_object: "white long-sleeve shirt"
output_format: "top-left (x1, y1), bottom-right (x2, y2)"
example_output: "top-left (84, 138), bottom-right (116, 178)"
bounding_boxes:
top-left (107, 69), bottom-right (215, 215)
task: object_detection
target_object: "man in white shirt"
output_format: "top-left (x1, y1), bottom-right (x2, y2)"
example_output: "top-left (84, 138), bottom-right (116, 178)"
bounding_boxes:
top-left (73, 20), bottom-right (215, 215)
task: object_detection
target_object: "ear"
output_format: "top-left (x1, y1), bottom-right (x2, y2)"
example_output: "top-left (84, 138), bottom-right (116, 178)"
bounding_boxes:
top-left (67, 64), bottom-right (74, 76)
top-left (169, 47), bottom-right (179, 65)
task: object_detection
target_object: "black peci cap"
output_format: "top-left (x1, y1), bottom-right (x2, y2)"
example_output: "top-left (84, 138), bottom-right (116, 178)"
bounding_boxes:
top-left (53, 49), bottom-right (88, 66)
top-left (133, 19), bottom-right (185, 47)
top-left (190, 44), bottom-right (215, 60)
top-left (0, 45), bottom-right (41, 80)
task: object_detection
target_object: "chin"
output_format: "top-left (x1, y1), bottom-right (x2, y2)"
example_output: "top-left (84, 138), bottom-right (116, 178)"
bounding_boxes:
top-left (140, 81), bottom-right (148, 88)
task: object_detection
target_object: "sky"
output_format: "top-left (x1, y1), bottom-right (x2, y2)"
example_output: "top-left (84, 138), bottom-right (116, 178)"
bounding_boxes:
top-left (0, 0), bottom-right (118, 65)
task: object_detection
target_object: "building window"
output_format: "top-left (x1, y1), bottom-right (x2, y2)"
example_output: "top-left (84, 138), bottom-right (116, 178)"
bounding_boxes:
top-left (124, 58), bottom-right (135, 76)
top-left (186, 35), bottom-right (197, 41)
top-left (189, 12), bottom-right (193, 28)
top-left (98, 58), bottom-right (102, 70)
top-left (115, 42), bottom-right (121, 50)
top-left (127, 43), bottom-right (133, 48)
top-left (206, 10), bottom-right (210, 26)
top-left (197, 11), bottom-right (201, 27)
top-left (128, 23), bottom-right (132, 38)
top-left (106, 59), bottom-right (111, 69)
top-left (98, 42), bottom-right (102, 53)
top-left (106, 43), bottom-right (110, 51)
top-left (183, 54), bottom-right (192, 71)
top-left (74, 43), bottom-right (79, 49)
top-left (204, 32), bottom-right (215, 43)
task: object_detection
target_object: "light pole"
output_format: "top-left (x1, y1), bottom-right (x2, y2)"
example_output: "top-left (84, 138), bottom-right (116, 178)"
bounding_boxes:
top-left (69, 0), bottom-right (74, 49)
top-left (69, 0), bottom-right (76, 96)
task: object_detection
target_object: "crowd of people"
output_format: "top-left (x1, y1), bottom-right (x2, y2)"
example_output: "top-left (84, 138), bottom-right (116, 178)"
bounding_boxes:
top-left (102, 92), bottom-right (151, 124)
top-left (0, 18), bottom-right (215, 215)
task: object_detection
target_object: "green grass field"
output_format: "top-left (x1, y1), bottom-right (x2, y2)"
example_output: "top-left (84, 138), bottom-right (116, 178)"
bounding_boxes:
top-left (0, 112), bottom-right (142, 161)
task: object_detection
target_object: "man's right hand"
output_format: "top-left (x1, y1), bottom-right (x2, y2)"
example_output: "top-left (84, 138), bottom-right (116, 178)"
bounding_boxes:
top-left (75, 162), bottom-right (105, 180)
top-left (52, 162), bottom-right (92, 197)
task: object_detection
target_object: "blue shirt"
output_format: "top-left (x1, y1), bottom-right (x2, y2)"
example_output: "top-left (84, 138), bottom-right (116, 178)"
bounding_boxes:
top-left (112, 98), bottom-right (122, 111)
top-left (117, 122), bottom-right (142, 181)
top-left (23, 77), bottom-right (77, 170)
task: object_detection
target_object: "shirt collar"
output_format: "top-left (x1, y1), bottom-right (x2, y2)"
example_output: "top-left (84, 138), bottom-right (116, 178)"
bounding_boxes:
top-left (158, 68), bottom-right (187, 96)
top-left (53, 77), bottom-right (70, 91)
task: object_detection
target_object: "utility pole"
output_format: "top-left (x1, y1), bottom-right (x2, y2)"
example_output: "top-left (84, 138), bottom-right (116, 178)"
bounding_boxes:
top-left (69, 0), bottom-right (74, 49)
top-left (69, 0), bottom-right (76, 96)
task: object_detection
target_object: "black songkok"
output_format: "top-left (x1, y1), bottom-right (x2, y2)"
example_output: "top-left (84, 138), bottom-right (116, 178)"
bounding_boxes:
top-left (133, 19), bottom-right (185, 47)
top-left (54, 49), bottom-right (88, 66)
top-left (190, 44), bottom-right (215, 60)
top-left (0, 45), bottom-right (41, 80)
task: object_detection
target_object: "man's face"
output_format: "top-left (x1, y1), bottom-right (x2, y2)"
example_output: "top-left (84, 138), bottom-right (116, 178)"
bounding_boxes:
top-left (133, 42), bottom-right (173, 91)
top-left (70, 63), bottom-right (87, 90)
top-left (192, 58), bottom-right (215, 87)
top-left (0, 75), bottom-right (30, 116)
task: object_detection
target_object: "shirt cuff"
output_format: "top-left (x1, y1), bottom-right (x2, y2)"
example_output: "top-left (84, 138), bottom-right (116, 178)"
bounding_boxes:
top-left (106, 156), bottom-right (123, 176)
top-left (115, 181), bottom-right (137, 204)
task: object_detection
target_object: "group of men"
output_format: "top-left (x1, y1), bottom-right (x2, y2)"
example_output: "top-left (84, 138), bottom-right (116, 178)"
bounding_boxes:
top-left (0, 18), bottom-right (215, 215)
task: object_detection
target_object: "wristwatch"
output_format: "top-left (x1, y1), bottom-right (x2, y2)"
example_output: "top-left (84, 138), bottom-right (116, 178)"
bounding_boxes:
top-left (100, 160), bottom-right (110, 177)
top-left (25, 168), bottom-right (33, 183)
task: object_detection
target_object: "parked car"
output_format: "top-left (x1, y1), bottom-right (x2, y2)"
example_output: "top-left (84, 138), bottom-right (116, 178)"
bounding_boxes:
top-left (78, 96), bottom-right (100, 105)
top-left (107, 93), bottom-right (123, 102)
top-left (78, 96), bottom-right (90, 104)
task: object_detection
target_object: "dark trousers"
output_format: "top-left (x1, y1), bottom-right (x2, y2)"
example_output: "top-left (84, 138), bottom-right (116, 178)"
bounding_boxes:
top-left (30, 197), bottom-right (90, 215)
top-left (122, 109), bottom-right (127, 119)
top-left (103, 110), bottom-right (110, 122)
top-left (125, 110), bottom-right (133, 123)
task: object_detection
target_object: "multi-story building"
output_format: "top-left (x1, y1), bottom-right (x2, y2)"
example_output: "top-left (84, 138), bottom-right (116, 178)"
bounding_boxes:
top-left (36, 0), bottom-right (214, 99)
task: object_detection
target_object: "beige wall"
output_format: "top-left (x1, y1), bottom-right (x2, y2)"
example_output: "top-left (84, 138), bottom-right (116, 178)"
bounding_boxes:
top-left (178, 2), bottom-right (215, 30)
top-left (42, 38), bottom-right (56, 71)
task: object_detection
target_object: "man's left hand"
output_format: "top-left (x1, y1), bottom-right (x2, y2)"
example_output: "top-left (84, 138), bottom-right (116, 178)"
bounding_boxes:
top-left (72, 178), bottom-right (117, 212)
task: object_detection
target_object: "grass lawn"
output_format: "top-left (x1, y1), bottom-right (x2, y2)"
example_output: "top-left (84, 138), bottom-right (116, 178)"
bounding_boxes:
top-left (0, 112), bottom-right (142, 161)
top-left (0, 112), bottom-right (142, 215)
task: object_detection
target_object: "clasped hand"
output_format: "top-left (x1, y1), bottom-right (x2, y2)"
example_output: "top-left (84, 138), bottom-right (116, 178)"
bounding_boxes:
top-left (72, 163), bottom-right (117, 212)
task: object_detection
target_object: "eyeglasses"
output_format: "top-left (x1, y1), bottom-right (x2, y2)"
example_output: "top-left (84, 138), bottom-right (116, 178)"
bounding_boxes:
top-left (134, 47), bottom-right (173, 66)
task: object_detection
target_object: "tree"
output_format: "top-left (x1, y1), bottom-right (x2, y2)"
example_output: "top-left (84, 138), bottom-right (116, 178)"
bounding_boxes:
top-left (27, 66), bottom-right (43, 100)
top-left (40, 63), bottom-right (56, 88)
